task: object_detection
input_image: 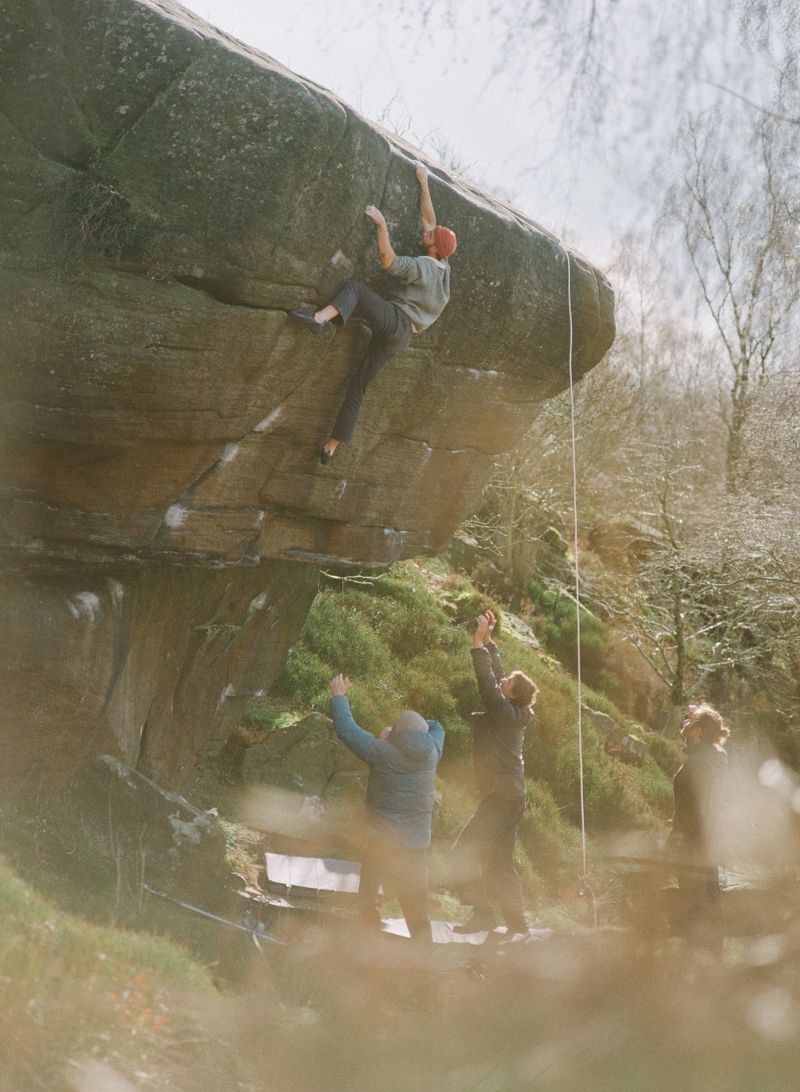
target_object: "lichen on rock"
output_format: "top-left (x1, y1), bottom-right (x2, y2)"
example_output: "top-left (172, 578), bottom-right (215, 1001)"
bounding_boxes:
top-left (0, 0), bottom-right (615, 792)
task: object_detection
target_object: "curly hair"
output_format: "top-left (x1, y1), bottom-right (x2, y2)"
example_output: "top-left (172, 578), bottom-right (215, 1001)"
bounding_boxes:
top-left (682, 702), bottom-right (729, 745)
top-left (509, 671), bottom-right (539, 712)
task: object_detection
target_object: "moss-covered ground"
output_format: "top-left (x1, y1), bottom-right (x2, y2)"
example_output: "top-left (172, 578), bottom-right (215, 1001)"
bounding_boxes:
top-left (2, 558), bottom-right (797, 1089)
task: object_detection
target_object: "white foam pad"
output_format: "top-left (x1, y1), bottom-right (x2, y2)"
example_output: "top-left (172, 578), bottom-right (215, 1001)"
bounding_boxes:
top-left (265, 852), bottom-right (362, 893)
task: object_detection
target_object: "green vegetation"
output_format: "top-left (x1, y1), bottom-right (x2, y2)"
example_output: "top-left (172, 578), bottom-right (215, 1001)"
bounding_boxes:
top-left (50, 162), bottom-right (171, 276)
top-left (527, 577), bottom-right (613, 680)
top-left (0, 559), bottom-right (679, 1084)
top-left (0, 853), bottom-right (220, 1088)
top-left (255, 560), bottom-right (674, 909)
top-left (270, 564), bottom-right (477, 770)
top-left (54, 170), bottom-right (144, 261)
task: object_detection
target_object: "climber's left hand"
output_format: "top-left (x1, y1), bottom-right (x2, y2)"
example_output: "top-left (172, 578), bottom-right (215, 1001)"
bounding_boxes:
top-left (365, 204), bottom-right (386, 227)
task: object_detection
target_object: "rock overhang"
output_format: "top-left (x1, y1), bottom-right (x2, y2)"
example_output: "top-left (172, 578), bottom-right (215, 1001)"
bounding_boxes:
top-left (1, 0), bottom-right (614, 573)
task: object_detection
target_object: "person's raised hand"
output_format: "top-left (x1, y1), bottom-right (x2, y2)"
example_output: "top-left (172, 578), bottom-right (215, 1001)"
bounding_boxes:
top-left (330, 673), bottom-right (351, 697)
top-left (474, 613), bottom-right (490, 644)
top-left (485, 609), bottom-right (497, 635)
top-left (415, 160), bottom-right (429, 184)
top-left (364, 204), bottom-right (386, 226)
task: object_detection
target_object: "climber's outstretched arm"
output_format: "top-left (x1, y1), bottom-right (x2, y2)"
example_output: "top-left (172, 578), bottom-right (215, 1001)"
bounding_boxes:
top-left (365, 204), bottom-right (397, 270)
top-left (415, 161), bottom-right (436, 233)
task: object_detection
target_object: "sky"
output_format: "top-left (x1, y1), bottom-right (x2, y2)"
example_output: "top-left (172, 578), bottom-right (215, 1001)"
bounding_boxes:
top-left (179, 0), bottom-right (779, 270)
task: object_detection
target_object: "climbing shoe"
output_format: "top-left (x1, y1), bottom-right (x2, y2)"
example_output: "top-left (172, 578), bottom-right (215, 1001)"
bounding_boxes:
top-left (319, 446), bottom-right (335, 465)
top-left (289, 310), bottom-right (329, 333)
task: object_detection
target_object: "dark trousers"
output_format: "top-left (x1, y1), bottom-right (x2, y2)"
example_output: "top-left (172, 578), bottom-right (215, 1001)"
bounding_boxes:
top-left (670, 850), bottom-right (723, 954)
top-left (359, 846), bottom-right (432, 941)
top-left (451, 794), bottom-right (526, 931)
top-left (328, 280), bottom-right (413, 443)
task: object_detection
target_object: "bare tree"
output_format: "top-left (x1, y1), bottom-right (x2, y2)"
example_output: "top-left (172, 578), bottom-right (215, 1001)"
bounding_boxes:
top-left (458, 212), bottom-right (800, 741)
top-left (668, 111), bottom-right (800, 492)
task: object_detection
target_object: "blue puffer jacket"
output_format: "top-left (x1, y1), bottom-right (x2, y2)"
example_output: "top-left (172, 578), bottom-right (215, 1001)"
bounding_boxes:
top-left (330, 694), bottom-right (444, 849)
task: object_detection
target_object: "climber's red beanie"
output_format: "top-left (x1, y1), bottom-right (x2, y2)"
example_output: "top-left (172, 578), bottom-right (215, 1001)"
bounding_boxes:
top-left (433, 224), bottom-right (457, 259)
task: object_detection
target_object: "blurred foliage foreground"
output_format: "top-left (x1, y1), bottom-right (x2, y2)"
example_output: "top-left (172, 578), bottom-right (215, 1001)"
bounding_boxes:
top-left (4, 560), bottom-right (800, 1088)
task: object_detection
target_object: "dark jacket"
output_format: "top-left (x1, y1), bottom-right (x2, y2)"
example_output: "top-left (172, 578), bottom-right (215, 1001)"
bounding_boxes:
top-left (669, 741), bottom-right (728, 866)
top-left (330, 694), bottom-right (444, 849)
top-left (470, 641), bottom-right (531, 800)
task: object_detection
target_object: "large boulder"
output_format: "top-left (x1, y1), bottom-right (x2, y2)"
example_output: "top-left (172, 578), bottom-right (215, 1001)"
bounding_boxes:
top-left (0, 0), bottom-right (615, 791)
top-left (241, 712), bottom-right (362, 797)
top-left (1, 558), bottom-right (318, 793)
top-left (39, 754), bottom-right (234, 914)
top-left (584, 707), bottom-right (647, 765)
top-left (237, 712), bottom-right (369, 855)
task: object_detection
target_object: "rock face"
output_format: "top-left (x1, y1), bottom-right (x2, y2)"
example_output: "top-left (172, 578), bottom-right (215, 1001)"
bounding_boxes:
top-left (0, 0), bottom-right (615, 791)
top-left (583, 708), bottom-right (647, 765)
top-left (241, 712), bottom-right (362, 798)
top-left (41, 755), bottom-right (234, 913)
top-left (237, 712), bottom-right (369, 850)
top-left (1, 558), bottom-right (318, 792)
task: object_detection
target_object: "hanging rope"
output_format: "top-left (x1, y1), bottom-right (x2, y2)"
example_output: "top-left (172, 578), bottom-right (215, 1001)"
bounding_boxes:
top-left (560, 244), bottom-right (593, 918)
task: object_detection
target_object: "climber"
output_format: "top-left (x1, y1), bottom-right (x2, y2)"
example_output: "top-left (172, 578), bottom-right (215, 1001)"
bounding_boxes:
top-left (329, 673), bottom-right (444, 941)
top-left (289, 161), bottom-right (457, 464)
top-left (451, 609), bottom-right (538, 941)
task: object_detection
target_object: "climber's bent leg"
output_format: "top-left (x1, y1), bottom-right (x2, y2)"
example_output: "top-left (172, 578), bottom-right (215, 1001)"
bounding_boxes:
top-left (326, 280), bottom-right (383, 326)
top-left (292, 280), bottom-right (391, 333)
top-left (328, 285), bottom-right (412, 444)
top-left (331, 311), bottom-right (412, 443)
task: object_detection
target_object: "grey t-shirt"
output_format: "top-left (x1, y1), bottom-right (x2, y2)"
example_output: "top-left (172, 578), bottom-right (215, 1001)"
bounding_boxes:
top-left (385, 254), bottom-right (451, 331)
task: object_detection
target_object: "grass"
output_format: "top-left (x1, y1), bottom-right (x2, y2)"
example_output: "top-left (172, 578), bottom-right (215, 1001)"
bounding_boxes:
top-left (52, 169), bottom-right (150, 265)
top-left (253, 560), bottom-right (674, 911)
top-left (0, 853), bottom-right (222, 1088)
top-left (4, 560), bottom-right (797, 1089)
top-left (269, 563), bottom-right (478, 767)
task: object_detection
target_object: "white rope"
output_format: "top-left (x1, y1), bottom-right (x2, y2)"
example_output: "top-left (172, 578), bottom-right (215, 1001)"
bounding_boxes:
top-left (561, 245), bottom-right (590, 893)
